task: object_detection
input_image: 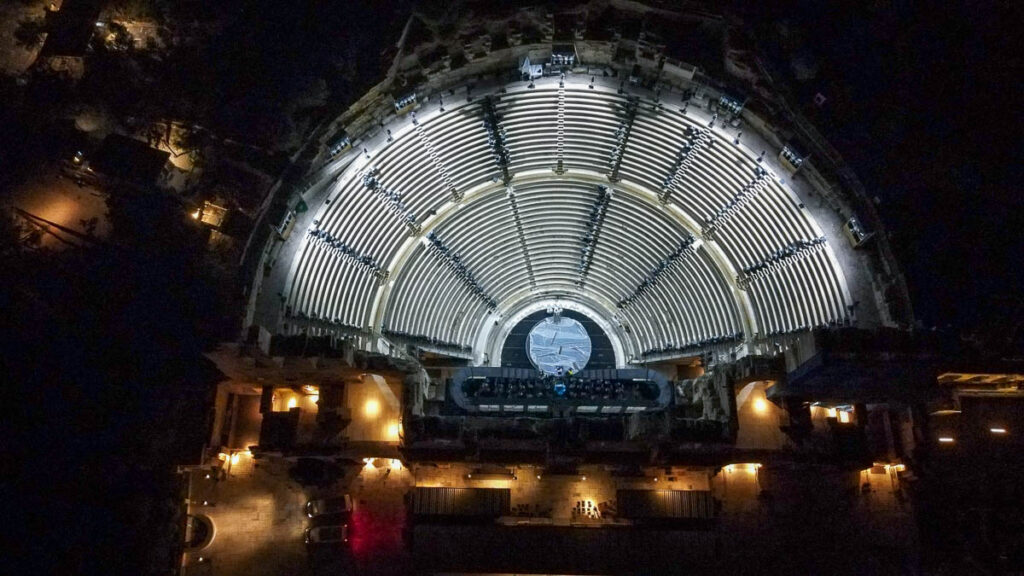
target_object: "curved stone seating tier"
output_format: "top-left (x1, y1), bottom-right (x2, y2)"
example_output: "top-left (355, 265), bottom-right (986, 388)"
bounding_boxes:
top-left (384, 181), bottom-right (742, 353)
top-left (284, 80), bottom-right (850, 358)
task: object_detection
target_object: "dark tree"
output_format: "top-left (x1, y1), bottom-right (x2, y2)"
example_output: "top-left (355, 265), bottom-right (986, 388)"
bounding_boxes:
top-left (13, 17), bottom-right (47, 49)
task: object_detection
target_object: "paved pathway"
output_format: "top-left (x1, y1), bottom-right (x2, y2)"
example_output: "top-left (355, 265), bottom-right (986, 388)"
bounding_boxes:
top-left (183, 457), bottom-right (312, 576)
top-left (4, 172), bottom-right (110, 249)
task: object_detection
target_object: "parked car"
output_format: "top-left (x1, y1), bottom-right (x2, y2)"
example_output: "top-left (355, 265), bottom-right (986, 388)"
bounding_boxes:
top-left (305, 524), bottom-right (348, 545)
top-left (306, 494), bottom-right (353, 518)
top-left (310, 512), bottom-right (351, 528)
top-left (843, 217), bottom-right (873, 248)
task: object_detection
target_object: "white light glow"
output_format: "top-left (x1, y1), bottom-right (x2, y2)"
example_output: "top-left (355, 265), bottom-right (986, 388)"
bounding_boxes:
top-left (753, 398), bottom-right (768, 414)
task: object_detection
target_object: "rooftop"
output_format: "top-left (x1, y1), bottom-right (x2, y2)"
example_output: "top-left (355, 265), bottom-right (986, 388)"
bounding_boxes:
top-left (90, 133), bottom-right (170, 185)
top-left (39, 0), bottom-right (102, 57)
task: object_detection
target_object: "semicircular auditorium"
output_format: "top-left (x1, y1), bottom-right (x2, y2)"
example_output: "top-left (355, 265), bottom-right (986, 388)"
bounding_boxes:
top-left (228, 37), bottom-right (914, 464)
top-left (280, 80), bottom-right (867, 363)
top-left (189, 8), bottom-right (1006, 575)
